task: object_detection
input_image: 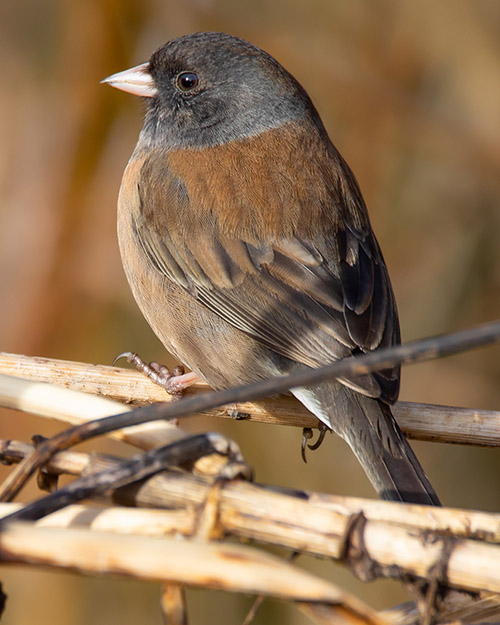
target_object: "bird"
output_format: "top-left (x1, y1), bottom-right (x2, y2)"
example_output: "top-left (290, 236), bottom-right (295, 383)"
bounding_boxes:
top-left (102, 31), bottom-right (440, 505)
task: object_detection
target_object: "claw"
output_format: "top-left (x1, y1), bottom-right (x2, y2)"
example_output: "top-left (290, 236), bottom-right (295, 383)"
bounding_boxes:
top-left (112, 351), bottom-right (137, 366)
top-left (301, 427), bottom-right (314, 463)
top-left (172, 365), bottom-right (185, 377)
top-left (307, 423), bottom-right (329, 450)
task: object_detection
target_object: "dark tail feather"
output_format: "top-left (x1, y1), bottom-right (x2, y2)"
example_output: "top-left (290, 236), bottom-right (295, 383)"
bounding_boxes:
top-left (360, 397), bottom-right (441, 506)
top-left (344, 390), bottom-right (440, 505)
top-left (294, 383), bottom-right (441, 505)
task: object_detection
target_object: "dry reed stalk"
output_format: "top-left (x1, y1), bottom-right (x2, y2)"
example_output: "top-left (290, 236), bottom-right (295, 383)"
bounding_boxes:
top-left (1, 328), bottom-right (500, 624)
top-left (2, 499), bottom-right (500, 624)
top-left (0, 373), bottom-right (238, 483)
top-left (3, 441), bottom-right (500, 545)
top-left (3, 443), bottom-right (500, 596)
top-left (0, 522), bottom-right (390, 625)
top-left (1, 352), bottom-right (499, 446)
top-left (0, 501), bottom-right (196, 536)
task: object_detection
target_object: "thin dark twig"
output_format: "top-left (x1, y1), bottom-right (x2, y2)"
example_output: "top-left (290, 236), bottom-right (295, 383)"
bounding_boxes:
top-left (0, 432), bottom-right (242, 524)
top-left (1, 320), bottom-right (499, 503)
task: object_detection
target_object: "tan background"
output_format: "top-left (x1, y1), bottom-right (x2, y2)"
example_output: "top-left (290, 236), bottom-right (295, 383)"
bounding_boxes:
top-left (1, 1), bottom-right (499, 623)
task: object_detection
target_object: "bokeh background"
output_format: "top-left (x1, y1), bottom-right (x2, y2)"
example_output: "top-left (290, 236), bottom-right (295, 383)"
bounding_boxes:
top-left (1, 1), bottom-right (499, 624)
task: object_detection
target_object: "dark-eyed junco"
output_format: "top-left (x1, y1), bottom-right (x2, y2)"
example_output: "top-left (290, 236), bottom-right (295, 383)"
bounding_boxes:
top-left (102, 32), bottom-right (439, 505)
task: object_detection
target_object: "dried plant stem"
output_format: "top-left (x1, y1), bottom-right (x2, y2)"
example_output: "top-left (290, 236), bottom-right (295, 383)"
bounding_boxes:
top-left (2, 443), bottom-right (500, 596)
top-left (0, 522), bottom-right (390, 625)
top-left (160, 584), bottom-right (187, 625)
top-left (2, 499), bottom-right (499, 625)
top-left (3, 441), bottom-right (500, 544)
top-left (1, 352), bottom-right (499, 447)
top-left (1, 321), bottom-right (500, 624)
top-left (0, 369), bottom-right (182, 450)
top-left (0, 522), bottom-right (343, 601)
top-left (0, 501), bottom-right (196, 536)
top-left (0, 373), bottom-right (239, 485)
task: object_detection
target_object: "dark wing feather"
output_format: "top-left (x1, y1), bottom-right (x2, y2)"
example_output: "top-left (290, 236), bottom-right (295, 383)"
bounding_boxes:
top-left (133, 142), bottom-right (400, 403)
top-left (133, 223), bottom-right (399, 403)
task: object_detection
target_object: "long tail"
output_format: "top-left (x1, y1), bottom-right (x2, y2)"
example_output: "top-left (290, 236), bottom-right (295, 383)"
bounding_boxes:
top-left (293, 383), bottom-right (440, 505)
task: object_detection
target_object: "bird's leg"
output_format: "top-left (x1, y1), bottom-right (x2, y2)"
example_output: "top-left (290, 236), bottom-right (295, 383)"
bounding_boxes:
top-left (113, 352), bottom-right (199, 396)
top-left (301, 422), bottom-right (329, 462)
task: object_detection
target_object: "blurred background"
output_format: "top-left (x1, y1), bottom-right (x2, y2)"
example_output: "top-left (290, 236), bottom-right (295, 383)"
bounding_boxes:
top-left (1, 0), bottom-right (499, 623)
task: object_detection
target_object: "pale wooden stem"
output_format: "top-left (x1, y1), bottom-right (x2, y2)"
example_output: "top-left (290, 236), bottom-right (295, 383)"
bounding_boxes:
top-left (3, 443), bottom-right (500, 596)
top-left (160, 584), bottom-right (188, 625)
top-left (0, 502), bottom-right (196, 536)
top-left (1, 352), bottom-right (499, 446)
top-left (2, 500), bottom-right (499, 625)
top-left (0, 522), bottom-right (390, 625)
top-left (0, 374), bottom-right (239, 481)
top-left (3, 441), bottom-right (500, 545)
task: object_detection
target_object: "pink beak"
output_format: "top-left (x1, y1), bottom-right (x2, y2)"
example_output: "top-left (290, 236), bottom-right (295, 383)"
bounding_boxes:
top-left (101, 62), bottom-right (157, 97)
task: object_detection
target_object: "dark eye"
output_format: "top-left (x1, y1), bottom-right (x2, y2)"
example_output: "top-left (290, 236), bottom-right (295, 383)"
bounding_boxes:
top-left (175, 72), bottom-right (200, 92)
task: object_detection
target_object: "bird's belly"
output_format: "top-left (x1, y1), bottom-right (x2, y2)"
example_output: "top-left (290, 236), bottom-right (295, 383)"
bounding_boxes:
top-left (117, 208), bottom-right (282, 390)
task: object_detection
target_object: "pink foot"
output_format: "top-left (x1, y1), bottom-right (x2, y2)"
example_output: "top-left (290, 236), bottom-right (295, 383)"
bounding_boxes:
top-left (114, 352), bottom-right (199, 396)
